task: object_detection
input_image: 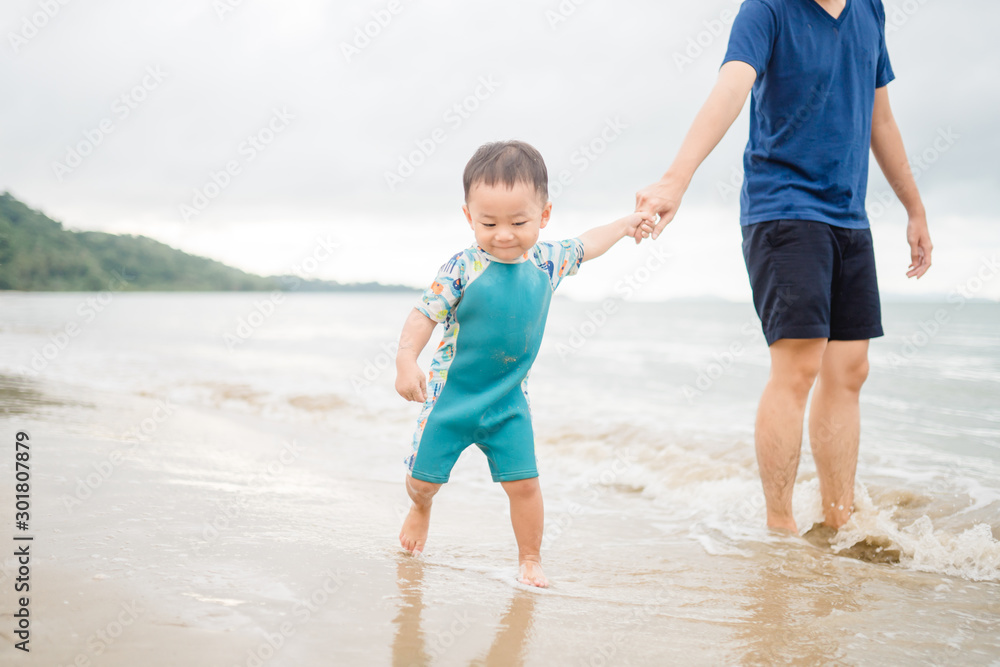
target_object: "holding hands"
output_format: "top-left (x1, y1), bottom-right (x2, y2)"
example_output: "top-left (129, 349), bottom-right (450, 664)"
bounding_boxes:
top-left (578, 211), bottom-right (656, 262)
top-left (624, 212), bottom-right (657, 244)
top-left (634, 171), bottom-right (689, 242)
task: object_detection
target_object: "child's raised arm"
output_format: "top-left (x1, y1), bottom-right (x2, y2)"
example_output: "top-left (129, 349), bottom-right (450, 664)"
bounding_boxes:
top-left (578, 213), bottom-right (655, 262)
top-left (394, 308), bottom-right (437, 403)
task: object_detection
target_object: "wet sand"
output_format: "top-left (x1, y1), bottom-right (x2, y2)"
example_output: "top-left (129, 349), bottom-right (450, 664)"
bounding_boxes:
top-left (1, 376), bottom-right (998, 666)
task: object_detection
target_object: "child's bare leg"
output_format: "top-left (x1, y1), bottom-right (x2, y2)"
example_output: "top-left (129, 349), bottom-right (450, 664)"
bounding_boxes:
top-left (400, 475), bottom-right (441, 554)
top-left (501, 477), bottom-right (548, 588)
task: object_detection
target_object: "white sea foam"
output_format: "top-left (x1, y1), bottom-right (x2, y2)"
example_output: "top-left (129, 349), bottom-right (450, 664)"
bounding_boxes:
top-left (798, 482), bottom-right (1000, 582)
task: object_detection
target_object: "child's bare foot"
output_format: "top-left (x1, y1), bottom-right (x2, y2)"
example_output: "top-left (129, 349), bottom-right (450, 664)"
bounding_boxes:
top-left (399, 504), bottom-right (430, 554)
top-left (518, 558), bottom-right (548, 588)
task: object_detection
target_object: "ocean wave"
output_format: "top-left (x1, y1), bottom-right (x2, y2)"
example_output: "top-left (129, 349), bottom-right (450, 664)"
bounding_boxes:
top-left (797, 481), bottom-right (1000, 582)
top-left (538, 421), bottom-right (1000, 582)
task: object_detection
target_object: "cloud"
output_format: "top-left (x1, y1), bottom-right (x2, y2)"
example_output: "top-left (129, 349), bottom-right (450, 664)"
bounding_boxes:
top-left (1, 0), bottom-right (996, 297)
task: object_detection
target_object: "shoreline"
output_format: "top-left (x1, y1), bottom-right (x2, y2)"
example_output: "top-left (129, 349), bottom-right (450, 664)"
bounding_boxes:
top-left (0, 309), bottom-right (998, 664)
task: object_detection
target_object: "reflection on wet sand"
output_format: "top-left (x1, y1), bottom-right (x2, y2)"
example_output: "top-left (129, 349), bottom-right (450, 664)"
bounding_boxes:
top-left (392, 558), bottom-right (431, 667)
top-left (736, 549), bottom-right (867, 666)
top-left (391, 557), bottom-right (537, 667)
top-left (473, 589), bottom-right (536, 667)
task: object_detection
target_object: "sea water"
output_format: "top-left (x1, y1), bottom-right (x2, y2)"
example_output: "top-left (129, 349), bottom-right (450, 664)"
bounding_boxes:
top-left (1, 292), bottom-right (997, 664)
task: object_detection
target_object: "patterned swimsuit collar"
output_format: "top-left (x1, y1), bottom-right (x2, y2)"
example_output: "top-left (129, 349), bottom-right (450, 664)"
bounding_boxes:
top-left (475, 244), bottom-right (533, 264)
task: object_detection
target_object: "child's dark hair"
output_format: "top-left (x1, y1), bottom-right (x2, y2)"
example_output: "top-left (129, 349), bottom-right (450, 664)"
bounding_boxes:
top-left (463, 140), bottom-right (548, 203)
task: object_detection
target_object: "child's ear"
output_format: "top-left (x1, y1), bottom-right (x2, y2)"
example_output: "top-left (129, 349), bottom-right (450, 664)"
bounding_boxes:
top-left (462, 204), bottom-right (473, 229)
top-left (540, 201), bottom-right (552, 229)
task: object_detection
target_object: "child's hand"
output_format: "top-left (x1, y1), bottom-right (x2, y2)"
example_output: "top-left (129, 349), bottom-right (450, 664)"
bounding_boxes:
top-left (395, 362), bottom-right (427, 403)
top-left (579, 212), bottom-right (658, 262)
top-left (620, 212), bottom-right (656, 245)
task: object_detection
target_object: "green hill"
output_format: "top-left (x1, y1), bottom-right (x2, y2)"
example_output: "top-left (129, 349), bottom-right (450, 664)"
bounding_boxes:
top-left (0, 192), bottom-right (413, 292)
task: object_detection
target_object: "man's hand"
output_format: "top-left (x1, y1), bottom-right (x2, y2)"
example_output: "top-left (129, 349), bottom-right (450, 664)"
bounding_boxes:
top-left (395, 361), bottom-right (427, 403)
top-left (578, 212), bottom-right (656, 261)
top-left (635, 172), bottom-right (690, 241)
top-left (906, 214), bottom-right (933, 278)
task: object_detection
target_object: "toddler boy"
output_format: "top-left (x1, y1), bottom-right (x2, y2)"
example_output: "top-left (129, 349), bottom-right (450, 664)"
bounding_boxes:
top-left (395, 140), bottom-right (652, 587)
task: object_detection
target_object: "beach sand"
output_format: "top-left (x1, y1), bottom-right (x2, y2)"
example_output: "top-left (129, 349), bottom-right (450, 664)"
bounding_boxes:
top-left (1, 293), bottom-right (999, 665)
top-left (1, 376), bottom-right (998, 666)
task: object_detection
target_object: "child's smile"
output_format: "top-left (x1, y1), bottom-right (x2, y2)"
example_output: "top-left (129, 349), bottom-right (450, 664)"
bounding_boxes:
top-left (463, 181), bottom-right (551, 262)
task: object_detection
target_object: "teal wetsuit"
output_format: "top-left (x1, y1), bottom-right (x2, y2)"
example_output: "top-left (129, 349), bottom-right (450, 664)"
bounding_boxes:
top-left (406, 240), bottom-right (584, 483)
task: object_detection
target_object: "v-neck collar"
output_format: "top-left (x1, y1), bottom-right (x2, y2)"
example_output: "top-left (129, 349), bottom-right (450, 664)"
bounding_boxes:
top-left (805, 0), bottom-right (851, 26)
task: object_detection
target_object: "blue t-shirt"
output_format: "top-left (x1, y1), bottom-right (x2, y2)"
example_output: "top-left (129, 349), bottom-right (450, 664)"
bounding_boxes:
top-left (723, 0), bottom-right (894, 229)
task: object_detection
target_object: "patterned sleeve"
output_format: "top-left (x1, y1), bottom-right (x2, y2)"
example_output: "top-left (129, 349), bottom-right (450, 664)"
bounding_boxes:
top-left (415, 251), bottom-right (466, 322)
top-left (534, 239), bottom-right (585, 291)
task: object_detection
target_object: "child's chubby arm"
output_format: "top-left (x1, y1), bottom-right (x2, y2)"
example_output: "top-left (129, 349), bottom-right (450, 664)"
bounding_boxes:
top-left (578, 213), bottom-right (656, 262)
top-left (394, 308), bottom-right (438, 403)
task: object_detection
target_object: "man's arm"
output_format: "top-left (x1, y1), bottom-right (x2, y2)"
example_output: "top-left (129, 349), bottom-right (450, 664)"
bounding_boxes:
top-left (870, 86), bottom-right (933, 278)
top-left (635, 60), bottom-right (757, 239)
top-left (394, 308), bottom-right (437, 403)
top-left (578, 213), bottom-right (654, 262)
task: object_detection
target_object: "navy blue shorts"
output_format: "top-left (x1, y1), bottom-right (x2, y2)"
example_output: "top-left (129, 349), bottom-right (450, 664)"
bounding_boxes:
top-left (741, 220), bottom-right (883, 346)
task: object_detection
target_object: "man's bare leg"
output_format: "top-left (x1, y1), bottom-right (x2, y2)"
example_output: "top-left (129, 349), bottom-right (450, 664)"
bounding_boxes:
top-left (501, 477), bottom-right (548, 588)
top-left (808, 340), bottom-right (869, 529)
top-left (400, 475), bottom-right (441, 554)
top-left (756, 338), bottom-right (827, 532)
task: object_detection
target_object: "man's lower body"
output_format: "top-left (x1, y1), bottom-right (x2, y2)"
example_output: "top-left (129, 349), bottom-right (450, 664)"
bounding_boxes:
top-left (742, 220), bottom-right (883, 532)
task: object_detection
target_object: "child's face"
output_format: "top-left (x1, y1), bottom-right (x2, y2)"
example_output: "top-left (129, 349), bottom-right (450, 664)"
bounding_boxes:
top-left (462, 181), bottom-right (551, 261)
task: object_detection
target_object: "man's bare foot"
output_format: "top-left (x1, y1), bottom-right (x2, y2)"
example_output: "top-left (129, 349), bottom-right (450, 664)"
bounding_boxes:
top-left (399, 505), bottom-right (430, 554)
top-left (766, 517), bottom-right (798, 534)
top-left (803, 522), bottom-right (837, 548)
top-left (518, 559), bottom-right (548, 588)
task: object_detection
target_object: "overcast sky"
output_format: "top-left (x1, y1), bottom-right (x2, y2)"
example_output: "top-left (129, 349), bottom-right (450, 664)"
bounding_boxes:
top-left (2, 0), bottom-right (998, 301)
